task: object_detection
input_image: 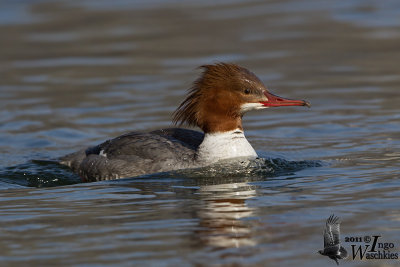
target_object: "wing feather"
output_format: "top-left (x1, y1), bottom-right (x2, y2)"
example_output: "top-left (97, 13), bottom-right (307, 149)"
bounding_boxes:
top-left (324, 214), bottom-right (341, 248)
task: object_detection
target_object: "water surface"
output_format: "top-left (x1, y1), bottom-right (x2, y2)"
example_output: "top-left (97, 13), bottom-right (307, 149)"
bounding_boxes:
top-left (0, 0), bottom-right (399, 266)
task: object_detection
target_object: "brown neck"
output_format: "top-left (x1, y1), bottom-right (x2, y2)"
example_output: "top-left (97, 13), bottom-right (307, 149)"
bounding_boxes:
top-left (199, 114), bottom-right (243, 133)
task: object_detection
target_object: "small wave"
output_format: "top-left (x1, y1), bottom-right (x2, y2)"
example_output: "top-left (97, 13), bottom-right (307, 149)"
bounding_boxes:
top-left (0, 160), bottom-right (81, 188)
top-left (178, 157), bottom-right (322, 178)
top-left (0, 157), bottom-right (322, 188)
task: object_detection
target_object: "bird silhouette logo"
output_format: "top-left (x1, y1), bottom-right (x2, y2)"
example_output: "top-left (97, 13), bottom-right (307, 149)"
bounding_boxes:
top-left (318, 214), bottom-right (348, 265)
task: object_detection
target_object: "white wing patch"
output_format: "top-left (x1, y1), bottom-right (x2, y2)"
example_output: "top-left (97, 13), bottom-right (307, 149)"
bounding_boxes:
top-left (99, 150), bottom-right (107, 158)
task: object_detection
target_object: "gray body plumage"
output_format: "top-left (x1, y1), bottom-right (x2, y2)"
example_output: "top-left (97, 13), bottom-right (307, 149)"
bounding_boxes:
top-left (59, 128), bottom-right (203, 181)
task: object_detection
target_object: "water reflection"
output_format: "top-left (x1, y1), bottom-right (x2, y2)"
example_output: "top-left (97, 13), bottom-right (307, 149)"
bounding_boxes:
top-left (195, 182), bottom-right (257, 248)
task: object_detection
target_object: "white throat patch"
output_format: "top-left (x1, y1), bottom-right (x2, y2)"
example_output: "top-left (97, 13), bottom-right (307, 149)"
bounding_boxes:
top-left (240, 102), bottom-right (267, 113)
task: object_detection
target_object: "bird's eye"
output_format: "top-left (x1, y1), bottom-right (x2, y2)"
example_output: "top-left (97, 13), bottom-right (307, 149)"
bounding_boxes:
top-left (244, 88), bottom-right (251, 94)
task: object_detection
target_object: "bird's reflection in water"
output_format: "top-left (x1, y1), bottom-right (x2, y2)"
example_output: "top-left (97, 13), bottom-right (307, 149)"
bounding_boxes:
top-left (195, 182), bottom-right (258, 248)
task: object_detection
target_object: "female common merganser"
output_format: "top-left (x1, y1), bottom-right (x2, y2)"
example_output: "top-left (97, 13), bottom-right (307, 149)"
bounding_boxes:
top-left (60, 63), bottom-right (310, 181)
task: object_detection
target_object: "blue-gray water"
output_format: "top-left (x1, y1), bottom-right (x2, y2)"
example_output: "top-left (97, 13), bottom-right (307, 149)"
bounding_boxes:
top-left (0, 0), bottom-right (399, 266)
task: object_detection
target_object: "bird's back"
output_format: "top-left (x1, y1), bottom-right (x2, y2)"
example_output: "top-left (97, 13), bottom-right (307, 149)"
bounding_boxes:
top-left (59, 128), bottom-right (204, 181)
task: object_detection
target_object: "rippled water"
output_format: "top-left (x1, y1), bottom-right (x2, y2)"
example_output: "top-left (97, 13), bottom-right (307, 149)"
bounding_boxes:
top-left (1, 0), bottom-right (399, 266)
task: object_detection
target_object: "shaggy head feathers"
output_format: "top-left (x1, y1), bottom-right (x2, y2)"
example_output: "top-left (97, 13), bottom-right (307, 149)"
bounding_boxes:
top-left (172, 63), bottom-right (266, 132)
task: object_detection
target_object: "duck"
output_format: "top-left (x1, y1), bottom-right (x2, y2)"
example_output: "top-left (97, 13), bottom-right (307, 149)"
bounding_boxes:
top-left (60, 63), bottom-right (310, 181)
